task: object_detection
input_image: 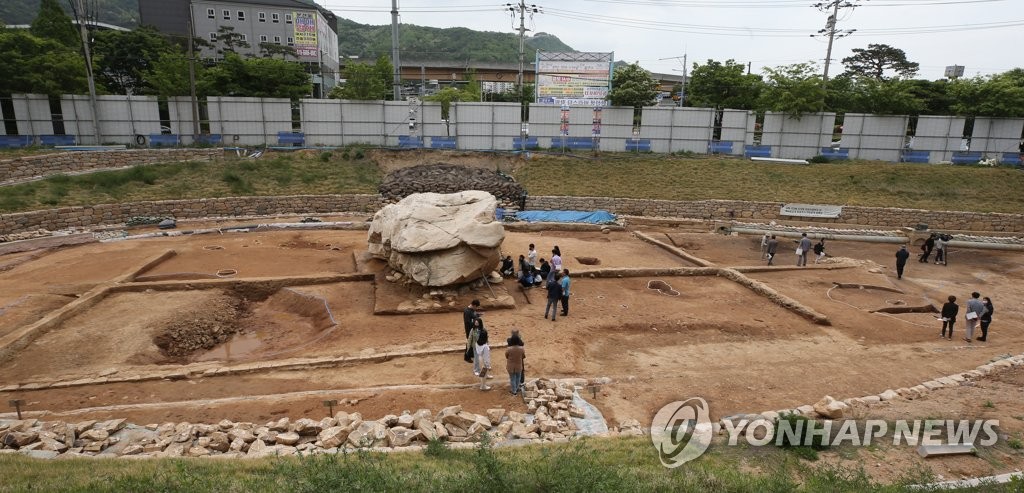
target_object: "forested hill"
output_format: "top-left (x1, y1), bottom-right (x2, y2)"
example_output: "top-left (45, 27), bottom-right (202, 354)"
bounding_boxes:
top-left (0, 0), bottom-right (139, 27)
top-left (1, 1), bottom-right (574, 64)
top-left (337, 18), bottom-right (574, 63)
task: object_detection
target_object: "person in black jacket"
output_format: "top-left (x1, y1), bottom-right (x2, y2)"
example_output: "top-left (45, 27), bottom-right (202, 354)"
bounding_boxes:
top-left (940, 295), bottom-right (959, 340)
top-left (895, 246), bottom-right (910, 279)
top-left (463, 299), bottom-right (480, 339)
top-left (978, 297), bottom-right (994, 342)
top-left (544, 272), bottom-right (564, 321)
top-left (919, 234), bottom-right (936, 263)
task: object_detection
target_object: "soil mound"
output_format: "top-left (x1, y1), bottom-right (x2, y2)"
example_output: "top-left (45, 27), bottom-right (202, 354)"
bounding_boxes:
top-left (378, 163), bottom-right (525, 207)
top-left (153, 295), bottom-right (247, 358)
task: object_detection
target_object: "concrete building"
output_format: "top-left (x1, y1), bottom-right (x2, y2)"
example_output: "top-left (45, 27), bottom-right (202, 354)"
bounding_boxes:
top-left (139, 0), bottom-right (339, 95)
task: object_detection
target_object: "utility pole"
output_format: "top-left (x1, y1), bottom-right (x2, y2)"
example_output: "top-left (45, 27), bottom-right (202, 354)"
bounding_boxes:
top-left (187, 2), bottom-right (200, 137)
top-left (812, 1), bottom-right (859, 87)
top-left (72, 0), bottom-right (101, 144)
top-left (507, 2), bottom-right (540, 150)
top-left (659, 53), bottom-right (687, 107)
top-left (390, 0), bottom-right (402, 101)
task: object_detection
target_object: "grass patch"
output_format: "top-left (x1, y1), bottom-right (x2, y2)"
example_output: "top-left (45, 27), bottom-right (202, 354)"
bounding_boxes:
top-left (2, 151), bottom-right (1023, 215)
top-left (513, 154), bottom-right (1024, 214)
top-left (0, 437), bottom-right (939, 492)
top-left (0, 154), bottom-right (381, 213)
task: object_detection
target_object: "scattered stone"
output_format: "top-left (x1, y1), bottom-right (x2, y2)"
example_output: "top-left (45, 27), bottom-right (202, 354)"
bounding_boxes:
top-left (812, 396), bottom-right (848, 419)
top-left (275, 432), bottom-right (300, 446)
top-left (485, 408), bottom-right (506, 425)
top-left (879, 389), bottom-right (900, 401)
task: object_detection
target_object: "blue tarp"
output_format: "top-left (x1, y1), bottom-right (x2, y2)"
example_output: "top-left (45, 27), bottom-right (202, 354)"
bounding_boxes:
top-left (514, 210), bottom-right (617, 224)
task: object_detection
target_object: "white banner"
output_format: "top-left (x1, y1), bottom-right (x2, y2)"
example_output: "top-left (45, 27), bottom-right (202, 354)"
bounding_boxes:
top-left (780, 204), bottom-right (843, 218)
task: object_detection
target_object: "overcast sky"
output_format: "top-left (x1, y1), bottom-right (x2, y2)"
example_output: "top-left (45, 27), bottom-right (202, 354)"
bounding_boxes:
top-left (329, 0), bottom-right (1022, 80)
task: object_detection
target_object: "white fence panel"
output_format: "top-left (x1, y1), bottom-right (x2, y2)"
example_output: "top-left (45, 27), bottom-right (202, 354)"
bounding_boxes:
top-left (455, 102), bottom-right (495, 150)
top-left (672, 107), bottom-right (715, 154)
top-left (339, 100), bottom-right (385, 146)
top-left (301, 99), bottom-right (343, 146)
top-left (12, 94), bottom-right (53, 136)
top-left (841, 113), bottom-right (907, 162)
top-left (762, 112), bottom-right (834, 159)
top-left (914, 115), bottom-right (966, 163)
top-left (597, 106), bottom-right (634, 151)
top-left (720, 109), bottom-right (755, 155)
top-left (971, 118), bottom-right (1024, 156)
top-left (167, 96), bottom-right (198, 141)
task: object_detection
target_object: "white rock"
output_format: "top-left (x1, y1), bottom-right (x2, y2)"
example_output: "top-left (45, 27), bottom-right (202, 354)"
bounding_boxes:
top-left (367, 191), bottom-right (505, 286)
top-left (812, 396), bottom-right (848, 419)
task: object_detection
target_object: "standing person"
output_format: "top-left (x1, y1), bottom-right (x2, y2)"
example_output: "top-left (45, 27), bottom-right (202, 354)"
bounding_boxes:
top-left (544, 272), bottom-right (563, 321)
top-left (964, 292), bottom-right (985, 343)
top-left (760, 233), bottom-right (770, 259)
top-left (466, 317), bottom-right (481, 376)
top-left (934, 235), bottom-right (947, 265)
top-left (813, 239), bottom-right (826, 264)
top-left (766, 235), bottom-right (779, 266)
top-left (550, 248), bottom-right (563, 273)
top-left (895, 246), bottom-right (910, 280)
top-left (527, 243), bottom-right (538, 269)
top-left (559, 269), bottom-right (571, 317)
top-left (978, 297), bottom-right (994, 342)
top-left (463, 299), bottom-right (480, 339)
top-left (940, 295), bottom-right (958, 340)
top-left (919, 234), bottom-right (936, 263)
top-left (797, 233), bottom-right (812, 267)
top-left (505, 330), bottom-right (525, 395)
top-left (474, 317), bottom-right (493, 390)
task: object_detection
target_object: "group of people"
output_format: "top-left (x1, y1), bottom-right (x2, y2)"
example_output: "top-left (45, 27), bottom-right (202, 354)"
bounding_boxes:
top-left (512, 243), bottom-right (572, 320)
top-left (894, 233), bottom-right (954, 280)
top-left (919, 233), bottom-right (951, 265)
top-left (761, 233), bottom-right (826, 266)
top-left (463, 299), bottom-right (527, 394)
top-left (939, 292), bottom-right (995, 343)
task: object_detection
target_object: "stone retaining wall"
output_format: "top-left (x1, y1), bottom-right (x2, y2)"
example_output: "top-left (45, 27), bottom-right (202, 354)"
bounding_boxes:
top-left (0, 149), bottom-right (222, 184)
top-left (2, 194), bottom-right (1023, 235)
top-left (0, 195), bottom-right (381, 234)
top-left (525, 196), bottom-right (1024, 232)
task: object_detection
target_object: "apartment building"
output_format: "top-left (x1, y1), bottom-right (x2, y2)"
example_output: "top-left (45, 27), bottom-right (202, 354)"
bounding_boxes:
top-left (139, 0), bottom-right (339, 93)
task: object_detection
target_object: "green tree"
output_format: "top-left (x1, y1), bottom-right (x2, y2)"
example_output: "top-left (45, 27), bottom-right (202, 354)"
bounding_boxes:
top-left (842, 44), bottom-right (919, 80)
top-left (146, 53), bottom-right (194, 96)
top-left (906, 79), bottom-right (953, 115)
top-left (373, 55), bottom-right (395, 100)
top-left (758, 63), bottom-right (826, 117)
top-left (949, 70), bottom-right (1024, 117)
top-left (30, 0), bottom-right (78, 47)
top-left (851, 79), bottom-right (924, 115)
top-left (258, 42), bottom-right (297, 60)
top-left (213, 26), bottom-right (249, 55)
top-left (329, 61), bottom-right (387, 100)
top-left (243, 57), bottom-right (311, 99)
top-left (198, 52), bottom-right (309, 99)
top-left (686, 59), bottom-right (763, 109)
top-left (0, 30), bottom-right (86, 95)
top-left (606, 62), bottom-right (658, 109)
top-left (93, 27), bottom-right (175, 94)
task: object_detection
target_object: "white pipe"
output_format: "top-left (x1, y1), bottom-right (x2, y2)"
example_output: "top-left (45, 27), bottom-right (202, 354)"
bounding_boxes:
top-left (730, 227), bottom-right (1024, 251)
top-left (729, 227), bottom-right (905, 244)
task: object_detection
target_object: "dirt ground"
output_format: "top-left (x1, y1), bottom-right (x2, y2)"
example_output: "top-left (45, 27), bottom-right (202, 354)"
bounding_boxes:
top-left (1, 222), bottom-right (1022, 479)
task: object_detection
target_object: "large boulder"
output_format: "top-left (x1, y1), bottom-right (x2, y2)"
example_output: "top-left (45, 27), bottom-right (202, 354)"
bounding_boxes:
top-left (367, 191), bottom-right (505, 287)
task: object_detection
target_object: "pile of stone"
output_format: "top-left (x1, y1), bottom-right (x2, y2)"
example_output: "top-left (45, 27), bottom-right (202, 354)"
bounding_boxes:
top-left (716, 353), bottom-right (1024, 437)
top-left (378, 164), bottom-right (525, 210)
top-left (520, 378), bottom-right (587, 441)
top-left (0, 229), bottom-right (54, 243)
top-left (0, 380), bottom-right (592, 459)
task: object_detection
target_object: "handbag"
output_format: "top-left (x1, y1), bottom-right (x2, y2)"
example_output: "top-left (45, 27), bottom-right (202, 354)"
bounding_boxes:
top-left (795, 248), bottom-right (803, 256)
top-left (464, 346), bottom-right (474, 362)
top-left (966, 311), bottom-right (978, 320)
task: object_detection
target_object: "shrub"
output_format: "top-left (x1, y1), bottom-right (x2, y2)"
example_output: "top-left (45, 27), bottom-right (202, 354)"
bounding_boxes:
top-left (808, 155), bottom-right (832, 164)
top-left (319, 151), bottom-right (333, 162)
